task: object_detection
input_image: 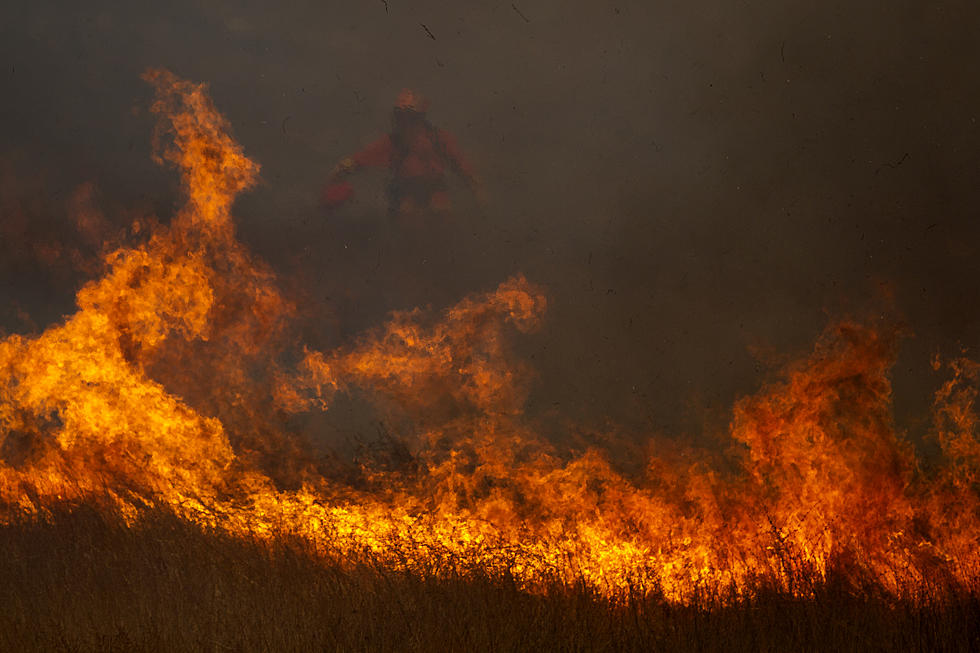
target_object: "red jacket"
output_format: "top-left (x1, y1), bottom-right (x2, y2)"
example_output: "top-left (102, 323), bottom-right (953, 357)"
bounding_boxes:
top-left (352, 127), bottom-right (476, 184)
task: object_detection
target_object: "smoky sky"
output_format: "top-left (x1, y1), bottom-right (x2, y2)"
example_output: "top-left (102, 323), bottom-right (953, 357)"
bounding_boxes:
top-left (2, 0), bottom-right (980, 442)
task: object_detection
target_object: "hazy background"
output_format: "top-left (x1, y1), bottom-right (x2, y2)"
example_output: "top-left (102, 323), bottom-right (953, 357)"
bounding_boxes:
top-left (2, 0), bottom-right (979, 444)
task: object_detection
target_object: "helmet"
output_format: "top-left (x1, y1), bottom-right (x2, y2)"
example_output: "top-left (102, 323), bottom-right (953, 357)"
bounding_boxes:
top-left (394, 88), bottom-right (430, 113)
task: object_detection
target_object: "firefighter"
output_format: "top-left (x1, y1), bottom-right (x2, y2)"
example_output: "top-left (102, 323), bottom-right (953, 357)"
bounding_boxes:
top-left (323, 89), bottom-right (483, 217)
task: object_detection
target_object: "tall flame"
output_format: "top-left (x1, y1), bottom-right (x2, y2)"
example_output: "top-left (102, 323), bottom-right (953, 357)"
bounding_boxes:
top-left (1, 71), bottom-right (978, 603)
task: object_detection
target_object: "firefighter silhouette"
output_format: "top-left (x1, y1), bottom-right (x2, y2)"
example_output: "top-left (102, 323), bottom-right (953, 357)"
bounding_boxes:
top-left (323, 89), bottom-right (483, 217)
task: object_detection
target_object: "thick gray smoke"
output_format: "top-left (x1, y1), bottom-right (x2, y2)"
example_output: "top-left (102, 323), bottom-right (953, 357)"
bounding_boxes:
top-left (2, 0), bottom-right (979, 444)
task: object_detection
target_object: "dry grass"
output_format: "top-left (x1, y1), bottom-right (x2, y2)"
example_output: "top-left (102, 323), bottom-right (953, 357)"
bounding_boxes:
top-left (0, 504), bottom-right (977, 652)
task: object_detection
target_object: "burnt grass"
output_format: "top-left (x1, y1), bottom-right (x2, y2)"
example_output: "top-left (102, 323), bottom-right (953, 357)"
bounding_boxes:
top-left (0, 505), bottom-right (977, 652)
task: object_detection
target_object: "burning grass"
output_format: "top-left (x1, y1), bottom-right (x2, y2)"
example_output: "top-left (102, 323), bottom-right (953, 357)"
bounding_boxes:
top-left (2, 68), bottom-right (980, 646)
top-left (1, 502), bottom-right (977, 652)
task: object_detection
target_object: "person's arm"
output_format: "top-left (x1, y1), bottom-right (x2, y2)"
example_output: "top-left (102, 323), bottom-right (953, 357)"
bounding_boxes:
top-left (438, 130), bottom-right (485, 203)
top-left (438, 130), bottom-right (476, 181)
top-left (330, 135), bottom-right (393, 180)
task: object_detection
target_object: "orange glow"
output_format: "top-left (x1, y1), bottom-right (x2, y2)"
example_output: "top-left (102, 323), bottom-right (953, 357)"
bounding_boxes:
top-left (1, 71), bottom-right (978, 603)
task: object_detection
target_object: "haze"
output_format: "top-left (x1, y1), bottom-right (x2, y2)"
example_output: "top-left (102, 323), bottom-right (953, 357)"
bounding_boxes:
top-left (2, 0), bottom-right (979, 443)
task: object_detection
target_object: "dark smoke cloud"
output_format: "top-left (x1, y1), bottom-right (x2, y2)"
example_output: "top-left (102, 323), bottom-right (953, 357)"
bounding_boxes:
top-left (2, 0), bottom-right (980, 442)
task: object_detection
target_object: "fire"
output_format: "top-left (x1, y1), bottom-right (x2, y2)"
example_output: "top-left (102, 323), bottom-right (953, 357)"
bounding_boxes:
top-left (1, 71), bottom-right (978, 603)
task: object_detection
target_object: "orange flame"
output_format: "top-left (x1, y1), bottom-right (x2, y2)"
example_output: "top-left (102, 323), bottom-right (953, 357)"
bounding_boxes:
top-left (1, 71), bottom-right (978, 603)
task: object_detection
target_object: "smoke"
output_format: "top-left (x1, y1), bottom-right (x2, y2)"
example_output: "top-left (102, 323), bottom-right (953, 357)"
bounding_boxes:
top-left (3, 0), bottom-right (980, 443)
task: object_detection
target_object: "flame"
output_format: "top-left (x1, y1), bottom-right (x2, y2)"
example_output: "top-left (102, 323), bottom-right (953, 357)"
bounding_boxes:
top-left (1, 71), bottom-right (978, 603)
